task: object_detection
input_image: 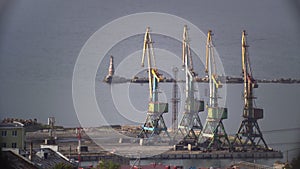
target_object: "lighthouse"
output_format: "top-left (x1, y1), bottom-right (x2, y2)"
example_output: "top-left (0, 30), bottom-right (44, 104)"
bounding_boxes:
top-left (108, 55), bottom-right (114, 77)
top-left (104, 55), bottom-right (114, 83)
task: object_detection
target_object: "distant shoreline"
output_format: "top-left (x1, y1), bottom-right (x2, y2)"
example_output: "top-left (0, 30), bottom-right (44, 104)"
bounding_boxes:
top-left (104, 75), bottom-right (300, 84)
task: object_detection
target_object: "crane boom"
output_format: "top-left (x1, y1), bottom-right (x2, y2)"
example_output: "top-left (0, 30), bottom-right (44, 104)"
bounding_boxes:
top-left (182, 26), bottom-right (193, 69)
top-left (141, 27), bottom-right (159, 101)
top-left (205, 30), bottom-right (212, 74)
top-left (206, 30), bottom-right (218, 107)
top-left (241, 30), bottom-right (259, 116)
top-left (182, 25), bottom-right (197, 101)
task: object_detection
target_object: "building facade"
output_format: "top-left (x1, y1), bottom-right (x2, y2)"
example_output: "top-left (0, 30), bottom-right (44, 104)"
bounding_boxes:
top-left (0, 122), bottom-right (25, 149)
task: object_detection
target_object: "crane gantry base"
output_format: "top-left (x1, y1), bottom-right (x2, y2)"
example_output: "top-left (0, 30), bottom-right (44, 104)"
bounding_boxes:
top-left (232, 118), bottom-right (269, 151)
top-left (198, 107), bottom-right (232, 151)
top-left (138, 112), bottom-right (170, 143)
top-left (175, 110), bottom-right (203, 145)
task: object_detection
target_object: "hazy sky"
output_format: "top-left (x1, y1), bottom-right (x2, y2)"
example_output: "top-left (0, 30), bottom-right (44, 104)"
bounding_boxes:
top-left (0, 0), bottom-right (299, 126)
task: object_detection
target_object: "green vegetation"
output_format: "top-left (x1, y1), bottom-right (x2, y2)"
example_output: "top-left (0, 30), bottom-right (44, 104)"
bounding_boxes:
top-left (93, 160), bottom-right (120, 169)
top-left (284, 154), bottom-right (300, 169)
top-left (52, 162), bottom-right (75, 169)
top-left (290, 155), bottom-right (300, 168)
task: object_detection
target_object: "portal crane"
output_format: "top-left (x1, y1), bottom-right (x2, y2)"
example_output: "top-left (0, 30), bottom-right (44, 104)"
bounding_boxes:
top-left (138, 27), bottom-right (169, 140)
top-left (177, 25), bottom-right (204, 145)
top-left (232, 30), bottom-right (269, 151)
top-left (198, 30), bottom-right (232, 150)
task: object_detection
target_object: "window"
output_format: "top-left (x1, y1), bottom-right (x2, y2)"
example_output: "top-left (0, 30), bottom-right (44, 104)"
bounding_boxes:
top-left (1, 142), bottom-right (6, 148)
top-left (12, 130), bottom-right (17, 136)
top-left (1, 130), bottom-right (7, 136)
top-left (12, 143), bottom-right (17, 148)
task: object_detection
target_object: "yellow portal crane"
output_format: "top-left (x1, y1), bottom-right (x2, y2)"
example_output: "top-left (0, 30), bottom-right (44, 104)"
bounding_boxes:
top-left (176, 25), bottom-right (204, 146)
top-left (138, 27), bottom-right (169, 140)
top-left (232, 30), bottom-right (269, 151)
top-left (198, 30), bottom-right (231, 150)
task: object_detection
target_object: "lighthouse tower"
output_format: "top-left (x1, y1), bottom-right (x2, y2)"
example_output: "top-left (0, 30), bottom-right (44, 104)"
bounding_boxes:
top-left (104, 55), bottom-right (114, 83)
top-left (108, 55), bottom-right (114, 77)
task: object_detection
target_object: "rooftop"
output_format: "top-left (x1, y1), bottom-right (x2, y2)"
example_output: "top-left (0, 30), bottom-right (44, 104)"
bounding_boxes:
top-left (2, 148), bottom-right (77, 169)
top-left (2, 150), bottom-right (37, 169)
top-left (0, 122), bottom-right (24, 128)
top-left (27, 148), bottom-right (77, 169)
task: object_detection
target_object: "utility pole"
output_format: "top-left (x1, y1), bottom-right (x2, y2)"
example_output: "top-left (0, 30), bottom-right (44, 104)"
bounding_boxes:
top-left (76, 127), bottom-right (82, 167)
top-left (172, 67), bottom-right (179, 132)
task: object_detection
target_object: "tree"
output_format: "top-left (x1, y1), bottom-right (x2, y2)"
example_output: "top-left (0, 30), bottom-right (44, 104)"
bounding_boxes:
top-left (290, 154), bottom-right (300, 169)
